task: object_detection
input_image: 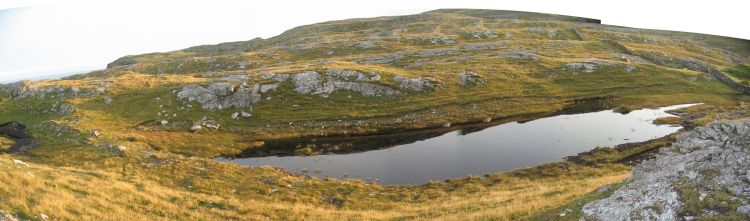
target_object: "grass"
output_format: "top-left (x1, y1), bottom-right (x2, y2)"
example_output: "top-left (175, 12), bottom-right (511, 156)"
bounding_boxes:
top-left (653, 116), bottom-right (682, 125)
top-left (0, 8), bottom-right (748, 220)
top-left (0, 154), bottom-right (630, 220)
top-left (723, 64), bottom-right (750, 86)
top-left (0, 136), bottom-right (13, 151)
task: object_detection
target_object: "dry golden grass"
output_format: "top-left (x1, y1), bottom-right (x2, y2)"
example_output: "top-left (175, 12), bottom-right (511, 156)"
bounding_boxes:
top-left (0, 153), bottom-right (630, 221)
top-left (0, 136), bottom-right (13, 151)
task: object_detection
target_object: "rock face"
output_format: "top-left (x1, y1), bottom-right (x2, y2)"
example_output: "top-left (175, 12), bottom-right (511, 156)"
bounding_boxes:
top-left (176, 82), bottom-right (261, 110)
top-left (583, 120), bottom-right (750, 220)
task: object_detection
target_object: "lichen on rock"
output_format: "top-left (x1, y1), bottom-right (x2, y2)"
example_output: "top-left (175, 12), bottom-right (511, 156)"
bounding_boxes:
top-left (583, 119), bottom-right (750, 220)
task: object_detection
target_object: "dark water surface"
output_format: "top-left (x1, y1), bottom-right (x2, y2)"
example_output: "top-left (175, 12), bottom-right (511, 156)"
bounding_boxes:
top-left (220, 104), bottom-right (698, 185)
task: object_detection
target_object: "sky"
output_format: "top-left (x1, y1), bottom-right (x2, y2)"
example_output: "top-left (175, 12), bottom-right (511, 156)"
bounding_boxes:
top-left (0, 0), bottom-right (748, 83)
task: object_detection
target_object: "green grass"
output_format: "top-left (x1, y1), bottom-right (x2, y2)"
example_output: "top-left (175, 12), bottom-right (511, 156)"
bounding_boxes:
top-left (1, 8), bottom-right (749, 220)
top-left (723, 64), bottom-right (750, 85)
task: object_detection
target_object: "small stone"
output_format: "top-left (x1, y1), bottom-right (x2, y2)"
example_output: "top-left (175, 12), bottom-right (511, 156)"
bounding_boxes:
top-left (442, 122), bottom-right (452, 128)
top-left (103, 97), bottom-right (113, 104)
top-left (160, 120), bottom-right (168, 125)
top-left (189, 125), bottom-right (203, 132)
top-left (231, 112), bottom-right (240, 119)
top-left (241, 112), bottom-right (252, 118)
top-left (12, 159), bottom-right (29, 167)
top-left (91, 130), bottom-right (101, 137)
top-left (116, 146), bottom-right (127, 152)
top-left (483, 117), bottom-right (492, 123)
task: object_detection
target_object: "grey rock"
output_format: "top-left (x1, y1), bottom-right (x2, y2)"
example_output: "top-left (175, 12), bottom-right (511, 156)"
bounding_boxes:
top-left (103, 97), bottom-right (113, 104)
top-left (0, 210), bottom-right (18, 221)
top-left (326, 69), bottom-right (381, 82)
top-left (738, 205), bottom-right (750, 215)
top-left (259, 73), bottom-right (290, 82)
top-left (293, 71), bottom-right (399, 97)
top-left (260, 84), bottom-right (279, 93)
top-left (457, 71), bottom-right (486, 86)
top-left (251, 83), bottom-right (260, 94)
top-left (500, 52), bottom-right (539, 60)
top-left (176, 83), bottom-right (260, 110)
top-left (564, 60), bottom-right (619, 73)
top-left (241, 112), bottom-right (252, 118)
top-left (467, 30), bottom-right (497, 39)
top-left (393, 76), bottom-right (435, 91)
top-left (160, 120), bottom-right (168, 125)
top-left (1, 80), bottom-right (110, 100)
top-left (357, 42), bottom-right (377, 49)
top-left (361, 53), bottom-right (405, 65)
top-left (231, 112), bottom-right (240, 119)
top-left (50, 102), bottom-right (75, 115)
top-left (293, 71), bottom-right (335, 96)
top-left (584, 120), bottom-right (750, 220)
top-left (219, 75), bottom-right (251, 82)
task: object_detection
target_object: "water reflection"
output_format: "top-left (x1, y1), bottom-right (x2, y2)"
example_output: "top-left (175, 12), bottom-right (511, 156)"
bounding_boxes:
top-left (220, 103), bottom-right (698, 185)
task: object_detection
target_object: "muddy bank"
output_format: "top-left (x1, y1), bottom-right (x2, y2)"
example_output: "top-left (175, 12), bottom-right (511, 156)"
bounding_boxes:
top-left (0, 121), bottom-right (36, 153)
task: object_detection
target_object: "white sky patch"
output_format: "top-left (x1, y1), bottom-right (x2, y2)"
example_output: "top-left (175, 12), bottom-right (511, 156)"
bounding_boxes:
top-left (0, 0), bottom-right (747, 83)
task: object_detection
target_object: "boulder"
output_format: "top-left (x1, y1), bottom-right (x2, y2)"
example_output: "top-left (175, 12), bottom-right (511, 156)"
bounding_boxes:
top-left (189, 124), bottom-right (203, 132)
top-left (241, 112), bottom-right (252, 118)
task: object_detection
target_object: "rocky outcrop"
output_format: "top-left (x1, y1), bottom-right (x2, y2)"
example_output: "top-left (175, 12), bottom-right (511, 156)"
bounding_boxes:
top-left (457, 71), bottom-right (486, 86)
top-left (259, 73), bottom-right (290, 82)
top-left (0, 80), bottom-right (111, 100)
top-left (500, 51), bottom-right (539, 60)
top-left (564, 59), bottom-right (636, 73)
top-left (360, 53), bottom-right (405, 65)
top-left (219, 75), bottom-right (251, 82)
top-left (393, 76), bottom-right (437, 91)
top-left (357, 42), bottom-right (377, 49)
top-left (326, 69), bottom-right (381, 82)
top-left (292, 71), bottom-right (400, 97)
top-left (466, 30), bottom-right (497, 39)
top-left (584, 120), bottom-right (750, 220)
top-left (176, 83), bottom-right (260, 110)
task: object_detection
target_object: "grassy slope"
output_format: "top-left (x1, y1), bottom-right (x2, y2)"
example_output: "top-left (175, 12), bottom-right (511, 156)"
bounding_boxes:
top-left (0, 9), bottom-right (749, 220)
top-left (723, 64), bottom-right (750, 85)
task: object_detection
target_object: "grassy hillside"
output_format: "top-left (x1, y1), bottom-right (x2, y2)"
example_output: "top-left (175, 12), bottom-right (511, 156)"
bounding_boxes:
top-left (0, 9), bottom-right (748, 220)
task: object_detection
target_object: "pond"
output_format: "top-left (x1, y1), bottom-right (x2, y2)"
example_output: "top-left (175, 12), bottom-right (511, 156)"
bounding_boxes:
top-left (219, 103), bottom-right (698, 185)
